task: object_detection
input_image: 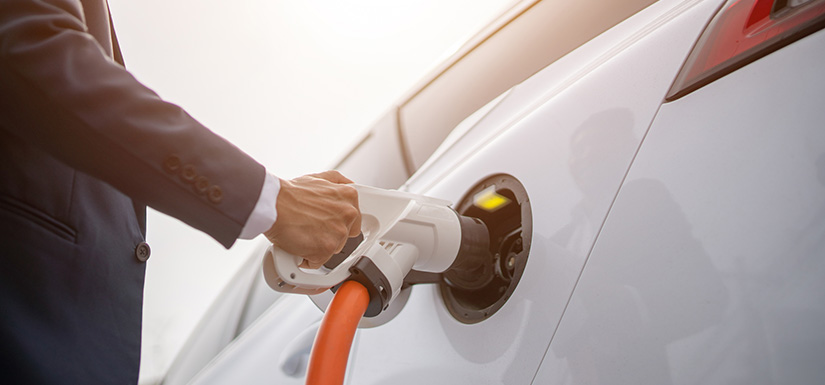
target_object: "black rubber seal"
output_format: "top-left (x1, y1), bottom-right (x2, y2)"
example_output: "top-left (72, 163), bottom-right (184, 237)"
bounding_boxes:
top-left (337, 256), bottom-right (392, 318)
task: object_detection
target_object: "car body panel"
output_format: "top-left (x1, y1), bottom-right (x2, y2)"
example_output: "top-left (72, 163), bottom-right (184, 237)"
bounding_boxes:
top-left (188, 294), bottom-right (324, 385)
top-left (161, 241), bottom-right (274, 385)
top-left (535, 29), bottom-right (825, 384)
top-left (333, 110), bottom-right (409, 189)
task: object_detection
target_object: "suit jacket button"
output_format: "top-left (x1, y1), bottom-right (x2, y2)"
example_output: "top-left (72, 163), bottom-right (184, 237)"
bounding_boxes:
top-left (207, 185), bottom-right (223, 204)
top-left (194, 176), bottom-right (209, 194)
top-left (164, 155), bottom-right (182, 174)
top-left (181, 164), bottom-right (197, 183)
top-left (135, 242), bottom-right (151, 262)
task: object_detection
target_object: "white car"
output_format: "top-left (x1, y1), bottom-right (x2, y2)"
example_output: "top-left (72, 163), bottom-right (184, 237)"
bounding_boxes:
top-left (161, 0), bottom-right (825, 383)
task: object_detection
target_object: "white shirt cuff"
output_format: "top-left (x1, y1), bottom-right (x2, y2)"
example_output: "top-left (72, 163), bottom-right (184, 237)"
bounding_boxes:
top-left (238, 171), bottom-right (279, 239)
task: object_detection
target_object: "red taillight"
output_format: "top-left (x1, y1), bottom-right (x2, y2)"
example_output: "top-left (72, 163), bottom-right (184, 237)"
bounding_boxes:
top-left (666, 0), bottom-right (825, 100)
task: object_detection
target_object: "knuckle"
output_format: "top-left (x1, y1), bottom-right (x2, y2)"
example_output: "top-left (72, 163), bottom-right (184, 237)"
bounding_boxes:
top-left (342, 205), bottom-right (359, 220)
top-left (321, 236), bottom-right (341, 255)
top-left (336, 223), bottom-right (351, 238)
top-left (338, 184), bottom-right (357, 198)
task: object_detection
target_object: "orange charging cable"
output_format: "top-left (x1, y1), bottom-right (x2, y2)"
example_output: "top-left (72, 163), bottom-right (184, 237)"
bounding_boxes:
top-left (306, 280), bottom-right (370, 385)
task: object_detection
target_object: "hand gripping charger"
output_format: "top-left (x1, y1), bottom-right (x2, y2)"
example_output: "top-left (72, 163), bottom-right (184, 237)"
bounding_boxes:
top-left (262, 184), bottom-right (492, 317)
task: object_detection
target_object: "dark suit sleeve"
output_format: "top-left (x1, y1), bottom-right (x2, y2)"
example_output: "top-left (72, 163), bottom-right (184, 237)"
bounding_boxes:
top-left (0, 0), bottom-right (265, 248)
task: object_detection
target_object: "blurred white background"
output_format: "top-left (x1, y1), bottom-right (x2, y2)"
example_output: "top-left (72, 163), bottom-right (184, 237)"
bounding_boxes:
top-left (105, 0), bottom-right (514, 382)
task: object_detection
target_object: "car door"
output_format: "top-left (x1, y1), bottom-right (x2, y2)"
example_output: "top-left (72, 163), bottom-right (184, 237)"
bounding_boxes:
top-left (537, 19), bottom-right (825, 384)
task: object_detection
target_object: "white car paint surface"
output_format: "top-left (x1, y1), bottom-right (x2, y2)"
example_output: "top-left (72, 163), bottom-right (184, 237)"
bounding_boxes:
top-left (536, 31), bottom-right (825, 384)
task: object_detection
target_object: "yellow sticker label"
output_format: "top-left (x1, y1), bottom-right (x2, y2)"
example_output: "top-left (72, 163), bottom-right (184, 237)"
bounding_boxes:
top-left (473, 186), bottom-right (511, 212)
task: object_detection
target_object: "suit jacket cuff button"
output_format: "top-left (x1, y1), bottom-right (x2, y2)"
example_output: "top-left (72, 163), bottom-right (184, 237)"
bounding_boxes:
top-left (163, 155), bottom-right (182, 174)
top-left (207, 185), bottom-right (223, 204)
top-left (181, 164), bottom-right (197, 183)
top-left (194, 176), bottom-right (209, 194)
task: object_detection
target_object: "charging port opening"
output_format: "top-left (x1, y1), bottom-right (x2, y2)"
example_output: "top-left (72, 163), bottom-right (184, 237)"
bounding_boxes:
top-left (440, 174), bottom-right (532, 324)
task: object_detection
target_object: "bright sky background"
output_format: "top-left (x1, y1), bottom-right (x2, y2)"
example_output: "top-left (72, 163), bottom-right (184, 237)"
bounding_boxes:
top-left (105, 0), bottom-right (514, 383)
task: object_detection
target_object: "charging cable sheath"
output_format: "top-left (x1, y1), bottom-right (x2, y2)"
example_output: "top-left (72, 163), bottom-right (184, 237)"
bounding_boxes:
top-left (306, 280), bottom-right (370, 385)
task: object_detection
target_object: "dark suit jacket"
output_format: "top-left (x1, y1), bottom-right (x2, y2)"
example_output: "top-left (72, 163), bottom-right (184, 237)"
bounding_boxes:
top-left (0, 0), bottom-right (266, 383)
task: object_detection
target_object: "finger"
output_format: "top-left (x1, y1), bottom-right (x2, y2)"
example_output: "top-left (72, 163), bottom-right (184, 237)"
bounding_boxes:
top-left (311, 170), bottom-right (353, 184)
top-left (334, 234), bottom-right (348, 255)
top-left (300, 259), bottom-right (324, 270)
top-left (349, 205), bottom-right (362, 238)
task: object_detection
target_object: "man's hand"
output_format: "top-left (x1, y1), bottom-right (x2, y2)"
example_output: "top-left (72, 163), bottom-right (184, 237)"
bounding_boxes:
top-left (263, 171), bottom-right (361, 269)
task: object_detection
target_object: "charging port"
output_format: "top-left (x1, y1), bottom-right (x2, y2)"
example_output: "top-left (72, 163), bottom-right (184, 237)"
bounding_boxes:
top-left (440, 174), bottom-right (532, 324)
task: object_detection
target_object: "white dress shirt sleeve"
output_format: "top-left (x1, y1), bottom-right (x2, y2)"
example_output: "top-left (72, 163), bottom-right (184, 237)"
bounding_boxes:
top-left (238, 171), bottom-right (280, 239)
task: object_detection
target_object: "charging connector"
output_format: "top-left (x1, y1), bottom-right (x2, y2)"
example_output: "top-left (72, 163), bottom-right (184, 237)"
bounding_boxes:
top-left (443, 215), bottom-right (494, 290)
top-left (440, 174), bottom-right (532, 324)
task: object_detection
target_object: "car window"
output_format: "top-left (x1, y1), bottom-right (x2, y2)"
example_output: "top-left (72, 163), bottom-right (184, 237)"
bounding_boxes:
top-left (398, 0), bottom-right (658, 171)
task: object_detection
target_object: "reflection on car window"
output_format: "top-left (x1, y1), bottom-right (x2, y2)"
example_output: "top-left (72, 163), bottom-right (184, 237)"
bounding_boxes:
top-left (398, 0), bottom-right (657, 172)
